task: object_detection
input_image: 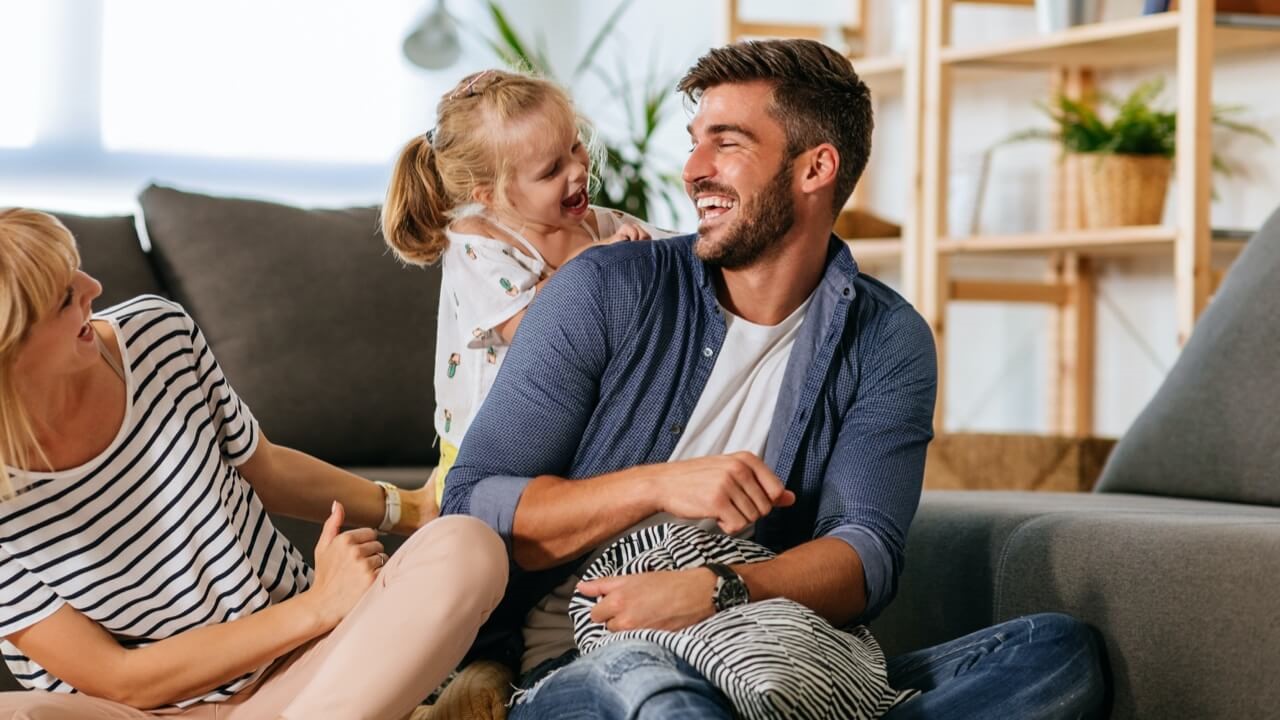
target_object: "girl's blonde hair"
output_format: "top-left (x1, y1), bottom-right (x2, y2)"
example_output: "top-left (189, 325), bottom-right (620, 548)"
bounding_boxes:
top-left (0, 209), bottom-right (80, 498)
top-left (381, 69), bottom-right (600, 266)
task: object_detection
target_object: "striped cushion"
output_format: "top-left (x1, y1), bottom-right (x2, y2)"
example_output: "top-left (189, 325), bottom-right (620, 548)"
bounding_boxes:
top-left (569, 523), bottom-right (912, 719)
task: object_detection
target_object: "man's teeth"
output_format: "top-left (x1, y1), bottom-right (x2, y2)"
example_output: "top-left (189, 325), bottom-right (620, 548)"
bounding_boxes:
top-left (696, 196), bottom-right (737, 209)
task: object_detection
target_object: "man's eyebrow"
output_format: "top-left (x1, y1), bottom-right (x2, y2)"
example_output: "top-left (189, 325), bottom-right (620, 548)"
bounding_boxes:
top-left (686, 123), bottom-right (759, 142)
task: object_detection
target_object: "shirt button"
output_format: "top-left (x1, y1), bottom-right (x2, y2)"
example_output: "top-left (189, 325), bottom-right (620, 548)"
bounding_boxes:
top-left (670, 423), bottom-right (683, 435)
top-left (702, 347), bottom-right (714, 358)
top-left (842, 287), bottom-right (851, 297)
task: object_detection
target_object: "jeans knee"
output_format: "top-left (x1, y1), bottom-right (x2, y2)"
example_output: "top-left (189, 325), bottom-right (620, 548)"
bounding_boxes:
top-left (1027, 613), bottom-right (1105, 678)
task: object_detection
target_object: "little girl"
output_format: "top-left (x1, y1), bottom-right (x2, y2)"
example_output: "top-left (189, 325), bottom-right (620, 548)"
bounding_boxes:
top-left (381, 69), bottom-right (672, 507)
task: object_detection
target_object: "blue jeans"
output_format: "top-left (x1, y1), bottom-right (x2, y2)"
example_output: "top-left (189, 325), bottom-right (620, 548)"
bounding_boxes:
top-left (508, 612), bottom-right (1105, 720)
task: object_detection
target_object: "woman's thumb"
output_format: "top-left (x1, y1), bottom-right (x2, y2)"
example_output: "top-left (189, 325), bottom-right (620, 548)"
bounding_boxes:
top-left (320, 501), bottom-right (344, 544)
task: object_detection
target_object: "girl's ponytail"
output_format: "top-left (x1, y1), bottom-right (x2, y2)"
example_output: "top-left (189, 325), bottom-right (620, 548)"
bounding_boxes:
top-left (381, 134), bottom-right (451, 266)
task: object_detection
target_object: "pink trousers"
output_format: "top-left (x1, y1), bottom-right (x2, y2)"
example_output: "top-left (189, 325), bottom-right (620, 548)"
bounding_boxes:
top-left (0, 515), bottom-right (508, 720)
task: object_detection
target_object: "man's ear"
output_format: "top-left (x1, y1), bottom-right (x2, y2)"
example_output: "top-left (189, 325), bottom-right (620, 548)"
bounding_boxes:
top-left (799, 144), bottom-right (840, 196)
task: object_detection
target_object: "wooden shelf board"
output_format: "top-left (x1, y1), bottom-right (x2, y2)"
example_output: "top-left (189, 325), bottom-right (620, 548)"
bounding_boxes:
top-left (843, 237), bottom-right (903, 260)
top-left (941, 11), bottom-right (1280, 69)
top-left (733, 21), bottom-right (860, 42)
top-left (938, 226), bottom-right (1254, 257)
top-left (939, 226), bottom-right (1176, 255)
top-left (852, 54), bottom-right (906, 95)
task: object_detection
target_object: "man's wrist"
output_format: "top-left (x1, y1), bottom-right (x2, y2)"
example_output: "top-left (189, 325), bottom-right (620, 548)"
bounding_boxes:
top-left (622, 464), bottom-right (667, 517)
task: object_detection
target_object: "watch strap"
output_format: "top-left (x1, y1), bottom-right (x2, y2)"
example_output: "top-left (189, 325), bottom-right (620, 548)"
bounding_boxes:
top-left (375, 481), bottom-right (402, 532)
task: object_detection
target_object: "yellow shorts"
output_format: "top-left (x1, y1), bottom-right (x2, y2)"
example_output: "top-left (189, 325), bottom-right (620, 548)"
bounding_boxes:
top-left (435, 438), bottom-right (459, 507)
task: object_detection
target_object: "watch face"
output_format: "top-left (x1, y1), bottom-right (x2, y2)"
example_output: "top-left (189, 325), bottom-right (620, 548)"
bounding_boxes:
top-left (716, 576), bottom-right (750, 611)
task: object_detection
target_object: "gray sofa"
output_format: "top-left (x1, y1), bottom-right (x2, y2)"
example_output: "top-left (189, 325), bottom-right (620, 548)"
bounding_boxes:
top-left (11, 185), bottom-right (1279, 718)
top-left (873, 206), bottom-right (1280, 718)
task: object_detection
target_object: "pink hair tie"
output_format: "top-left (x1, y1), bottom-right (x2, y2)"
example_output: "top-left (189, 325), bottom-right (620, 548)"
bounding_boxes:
top-left (451, 70), bottom-right (493, 99)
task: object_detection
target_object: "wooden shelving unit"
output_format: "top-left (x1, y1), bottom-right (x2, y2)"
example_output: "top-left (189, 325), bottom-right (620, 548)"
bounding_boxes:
top-left (921, 2), bottom-right (1280, 436)
top-left (722, 1), bottom-right (1280, 437)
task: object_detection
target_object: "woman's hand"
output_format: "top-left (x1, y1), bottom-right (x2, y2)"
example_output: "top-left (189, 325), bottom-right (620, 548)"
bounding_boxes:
top-left (304, 501), bottom-right (385, 629)
top-left (603, 223), bottom-right (651, 244)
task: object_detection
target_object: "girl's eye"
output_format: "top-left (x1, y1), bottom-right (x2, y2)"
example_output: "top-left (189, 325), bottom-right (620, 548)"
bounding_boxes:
top-left (60, 287), bottom-right (74, 310)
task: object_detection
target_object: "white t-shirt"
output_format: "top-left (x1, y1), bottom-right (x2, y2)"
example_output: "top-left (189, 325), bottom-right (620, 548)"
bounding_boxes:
top-left (520, 292), bottom-right (814, 672)
top-left (0, 297), bottom-right (312, 706)
top-left (433, 206), bottom-right (670, 449)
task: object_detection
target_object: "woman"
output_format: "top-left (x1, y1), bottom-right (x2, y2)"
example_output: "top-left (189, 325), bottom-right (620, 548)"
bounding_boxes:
top-left (0, 208), bottom-right (508, 719)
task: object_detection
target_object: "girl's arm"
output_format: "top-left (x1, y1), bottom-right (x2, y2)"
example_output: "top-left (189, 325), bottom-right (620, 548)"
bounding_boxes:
top-left (237, 432), bottom-right (436, 535)
top-left (5, 503), bottom-right (381, 709)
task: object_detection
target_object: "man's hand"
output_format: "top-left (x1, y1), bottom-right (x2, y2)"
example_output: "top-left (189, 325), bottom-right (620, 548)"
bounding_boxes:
top-left (578, 569), bottom-right (719, 632)
top-left (651, 452), bottom-right (796, 535)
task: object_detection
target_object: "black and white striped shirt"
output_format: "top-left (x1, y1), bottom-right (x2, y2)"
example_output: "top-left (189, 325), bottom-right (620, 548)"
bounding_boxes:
top-left (0, 296), bottom-right (313, 705)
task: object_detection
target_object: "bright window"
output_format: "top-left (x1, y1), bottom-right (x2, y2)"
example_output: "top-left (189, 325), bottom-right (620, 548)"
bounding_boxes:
top-left (0, 4), bottom-right (43, 148)
top-left (99, 0), bottom-right (422, 164)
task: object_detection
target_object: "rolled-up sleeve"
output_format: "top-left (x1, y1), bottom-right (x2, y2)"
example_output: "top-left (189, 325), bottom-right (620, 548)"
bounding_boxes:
top-left (815, 304), bottom-right (937, 620)
top-left (441, 256), bottom-right (612, 554)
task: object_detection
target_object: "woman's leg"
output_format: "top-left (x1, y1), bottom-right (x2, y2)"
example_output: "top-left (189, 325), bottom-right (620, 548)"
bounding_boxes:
top-left (0, 691), bottom-right (218, 719)
top-left (227, 515), bottom-right (508, 720)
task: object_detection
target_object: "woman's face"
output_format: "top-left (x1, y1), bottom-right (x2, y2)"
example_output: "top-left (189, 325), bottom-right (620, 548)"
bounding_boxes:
top-left (14, 270), bottom-right (104, 380)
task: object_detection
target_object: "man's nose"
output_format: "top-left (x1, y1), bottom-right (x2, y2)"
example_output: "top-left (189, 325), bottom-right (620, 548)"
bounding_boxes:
top-left (682, 143), bottom-right (713, 186)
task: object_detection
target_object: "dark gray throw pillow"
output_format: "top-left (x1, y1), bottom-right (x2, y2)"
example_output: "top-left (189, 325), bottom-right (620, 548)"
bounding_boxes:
top-left (1096, 204), bottom-right (1280, 505)
top-left (137, 184), bottom-right (440, 467)
top-left (52, 212), bottom-right (167, 308)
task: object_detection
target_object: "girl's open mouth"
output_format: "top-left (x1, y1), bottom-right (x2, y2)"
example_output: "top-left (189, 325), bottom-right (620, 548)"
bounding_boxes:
top-left (562, 188), bottom-right (589, 214)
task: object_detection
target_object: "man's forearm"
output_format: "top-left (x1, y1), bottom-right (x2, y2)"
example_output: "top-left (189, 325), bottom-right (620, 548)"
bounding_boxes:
top-left (511, 467), bottom-right (659, 571)
top-left (734, 537), bottom-right (867, 627)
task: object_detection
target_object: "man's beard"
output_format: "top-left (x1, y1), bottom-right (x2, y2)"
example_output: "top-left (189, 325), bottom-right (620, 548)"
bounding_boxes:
top-left (694, 159), bottom-right (796, 270)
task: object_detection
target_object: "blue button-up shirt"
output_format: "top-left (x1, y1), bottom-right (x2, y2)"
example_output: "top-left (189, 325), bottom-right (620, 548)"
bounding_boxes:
top-left (443, 234), bottom-right (936, 640)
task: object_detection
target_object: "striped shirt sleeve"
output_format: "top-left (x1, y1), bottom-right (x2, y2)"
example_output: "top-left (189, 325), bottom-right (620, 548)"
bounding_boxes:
top-left (0, 545), bottom-right (64, 638)
top-left (184, 312), bottom-right (260, 467)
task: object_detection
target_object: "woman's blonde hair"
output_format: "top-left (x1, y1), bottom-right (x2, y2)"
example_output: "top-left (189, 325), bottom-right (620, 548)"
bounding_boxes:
top-left (0, 208), bottom-right (80, 498)
top-left (381, 69), bottom-right (600, 266)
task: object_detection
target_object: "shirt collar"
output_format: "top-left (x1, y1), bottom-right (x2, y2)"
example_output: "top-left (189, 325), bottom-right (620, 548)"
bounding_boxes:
top-left (686, 233), bottom-right (861, 302)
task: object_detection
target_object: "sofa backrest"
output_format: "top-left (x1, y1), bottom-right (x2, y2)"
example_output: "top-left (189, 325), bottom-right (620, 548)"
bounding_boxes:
top-left (55, 212), bottom-right (168, 306)
top-left (135, 184), bottom-right (441, 468)
top-left (1096, 205), bottom-right (1280, 504)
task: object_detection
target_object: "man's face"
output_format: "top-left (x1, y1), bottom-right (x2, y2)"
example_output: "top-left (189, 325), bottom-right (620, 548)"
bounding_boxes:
top-left (683, 81), bottom-right (796, 269)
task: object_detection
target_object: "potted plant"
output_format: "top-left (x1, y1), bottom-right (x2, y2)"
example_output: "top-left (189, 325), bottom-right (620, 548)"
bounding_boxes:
top-left (1009, 78), bottom-right (1271, 228)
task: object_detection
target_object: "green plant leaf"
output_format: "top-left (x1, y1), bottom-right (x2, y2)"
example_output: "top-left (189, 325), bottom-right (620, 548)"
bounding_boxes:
top-left (572, 0), bottom-right (635, 80)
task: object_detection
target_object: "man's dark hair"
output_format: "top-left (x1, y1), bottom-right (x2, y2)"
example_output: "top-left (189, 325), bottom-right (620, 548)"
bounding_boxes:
top-left (678, 38), bottom-right (873, 217)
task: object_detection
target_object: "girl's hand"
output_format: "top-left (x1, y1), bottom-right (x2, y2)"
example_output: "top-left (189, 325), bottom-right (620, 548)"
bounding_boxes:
top-left (603, 223), bottom-right (651, 244)
top-left (305, 502), bottom-right (385, 629)
top-left (397, 479), bottom-right (440, 534)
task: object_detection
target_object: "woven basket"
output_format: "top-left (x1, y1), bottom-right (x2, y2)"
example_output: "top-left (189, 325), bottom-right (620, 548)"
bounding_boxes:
top-left (1075, 152), bottom-right (1172, 228)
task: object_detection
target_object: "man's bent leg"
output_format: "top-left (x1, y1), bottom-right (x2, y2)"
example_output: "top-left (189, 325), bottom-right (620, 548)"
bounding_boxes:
top-left (882, 612), bottom-right (1105, 720)
top-left (509, 640), bottom-right (733, 720)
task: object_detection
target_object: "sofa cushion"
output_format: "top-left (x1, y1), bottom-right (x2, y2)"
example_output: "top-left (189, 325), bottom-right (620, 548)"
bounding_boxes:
top-left (1095, 205), bottom-right (1280, 504)
top-left (53, 212), bottom-right (167, 307)
top-left (137, 184), bottom-right (440, 466)
top-left (874, 490), bottom-right (1280, 719)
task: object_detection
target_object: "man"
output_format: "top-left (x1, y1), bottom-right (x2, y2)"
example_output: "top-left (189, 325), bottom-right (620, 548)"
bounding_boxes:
top-left (443, 39), bottom-right (1104, 719)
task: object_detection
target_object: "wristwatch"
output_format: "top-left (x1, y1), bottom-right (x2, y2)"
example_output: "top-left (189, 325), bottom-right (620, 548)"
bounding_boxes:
top-left (705, 562), bottom-right (750, 613)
